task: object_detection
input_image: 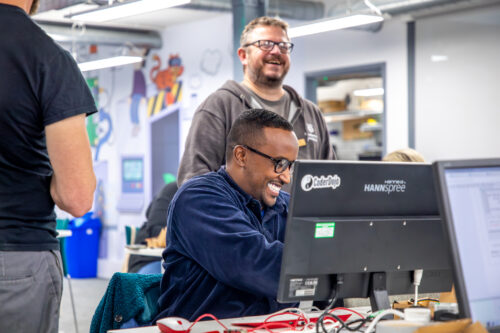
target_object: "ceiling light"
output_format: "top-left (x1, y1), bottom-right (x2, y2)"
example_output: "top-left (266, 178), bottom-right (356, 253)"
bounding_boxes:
top-left (78, 56), bottom-right (143, 72)
top-left (288, 14), bottom-right (384, 38)
top-left (353, 88), bottom-right (384, 97)
top-left (71, 0), bottom-right (191, 22)
top-left (431, 55), bottom-right (449, 62)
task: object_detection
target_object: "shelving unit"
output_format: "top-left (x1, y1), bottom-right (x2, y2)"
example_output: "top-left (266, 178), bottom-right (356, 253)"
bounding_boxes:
top-left (323, 109), bottom-right (382, 123)
top-left (360, 122), bottom-right (383, 132)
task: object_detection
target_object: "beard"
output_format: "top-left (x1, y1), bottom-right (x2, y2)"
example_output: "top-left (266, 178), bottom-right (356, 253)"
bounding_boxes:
top-left (246, 55), bottom-right (289, 88)
top-left (29, 0), bottom-right (40, 15)
top-left (253, 71), bottom-right (283, 88)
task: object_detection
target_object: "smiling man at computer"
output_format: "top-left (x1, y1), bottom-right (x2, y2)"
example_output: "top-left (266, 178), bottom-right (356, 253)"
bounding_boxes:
top-left (155, 109), bottom-right (299, 322)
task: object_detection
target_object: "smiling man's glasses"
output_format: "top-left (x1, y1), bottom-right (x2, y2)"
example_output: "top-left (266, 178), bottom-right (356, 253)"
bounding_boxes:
top-left (240, 145), bottom-right (294, 174)
top-left (242, 40), bottom-right (294, 54)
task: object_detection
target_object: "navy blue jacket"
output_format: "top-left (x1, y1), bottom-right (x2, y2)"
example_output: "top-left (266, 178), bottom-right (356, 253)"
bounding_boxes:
top-left (155, 168), bottom-right (294, 321)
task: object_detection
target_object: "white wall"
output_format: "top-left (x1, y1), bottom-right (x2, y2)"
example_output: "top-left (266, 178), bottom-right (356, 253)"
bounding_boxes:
top-left (77, 14), bottom-right (235, 277)
top-left (415, 4), bottom-right (500, 161)
top-left (289, 19), bottom-right (409, 154)
top-left (160, 13), bottom-right (234, 152)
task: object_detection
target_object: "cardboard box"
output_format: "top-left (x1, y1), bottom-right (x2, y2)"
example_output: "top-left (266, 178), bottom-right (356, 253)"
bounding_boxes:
top-left (318, 100), bottom-right (346, 113)
top-left (342, 117), bottom-right (373, 140)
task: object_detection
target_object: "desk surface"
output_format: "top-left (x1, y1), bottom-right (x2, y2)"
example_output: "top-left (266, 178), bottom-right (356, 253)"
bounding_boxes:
top-left (56, 229), bottom-right (72, 238)
top-left (125, 246), bottom-right (164, 257)
top-left (108, 308), bottom-right (371, 333)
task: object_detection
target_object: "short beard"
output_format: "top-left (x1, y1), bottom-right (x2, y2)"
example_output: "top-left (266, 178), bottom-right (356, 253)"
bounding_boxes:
top-left (29, 0), bottom-right (40, 15)
top-left (258, 75), bottom-right (283, 88)
top-left (247, 67), bottom-right (285, 89)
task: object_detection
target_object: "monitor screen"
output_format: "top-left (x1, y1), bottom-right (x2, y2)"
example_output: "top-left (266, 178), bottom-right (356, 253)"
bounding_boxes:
top-left (435, 159), bottom-right (500, 330)
top-left (122, 157), bottom-right (144, 193)
top-left (278, 160), bottom-right (453, 311)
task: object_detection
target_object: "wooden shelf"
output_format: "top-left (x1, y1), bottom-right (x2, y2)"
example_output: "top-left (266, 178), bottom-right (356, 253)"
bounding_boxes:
top-left (323, 109), bottom-right (382, 123)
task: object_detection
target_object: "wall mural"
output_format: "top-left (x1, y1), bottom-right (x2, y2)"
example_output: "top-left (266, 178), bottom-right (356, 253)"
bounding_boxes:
top-left (94, 107), bottom-right (113, 161)
top-left (200, 48), bottom-right (222, 76)
top-left (147, 54), bottom-right (184, 117)
top-left (129, 47), bottom-right (149, 136)
top-left (86, 77), bottom-right (99, 148)
top-left (86, 78), bottom-right (114, 161)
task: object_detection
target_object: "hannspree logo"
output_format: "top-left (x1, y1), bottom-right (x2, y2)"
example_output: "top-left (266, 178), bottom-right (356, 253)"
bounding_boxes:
top-left (364, 180), bottom-right (406, 194)
top-left (301, 174), bottom-right (341, 192)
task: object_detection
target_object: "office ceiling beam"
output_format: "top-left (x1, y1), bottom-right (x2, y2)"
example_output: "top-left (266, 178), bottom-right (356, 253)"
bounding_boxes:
top-left (36, 20), bottom-right (162, 48)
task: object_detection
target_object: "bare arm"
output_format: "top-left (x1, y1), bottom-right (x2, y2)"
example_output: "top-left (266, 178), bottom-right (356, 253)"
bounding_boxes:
top-left (46, 114), bottom-right (96, 217)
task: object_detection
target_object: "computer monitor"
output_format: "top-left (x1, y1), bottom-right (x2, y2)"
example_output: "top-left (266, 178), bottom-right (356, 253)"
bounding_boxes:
top-left (434, 159), bottom-right (500, 332)
top-left (277, 160), bottom-right (453, 311)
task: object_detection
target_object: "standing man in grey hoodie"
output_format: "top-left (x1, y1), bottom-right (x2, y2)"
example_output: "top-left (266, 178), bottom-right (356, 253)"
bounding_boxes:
top-left (178, 16), bottom-right (334, 187)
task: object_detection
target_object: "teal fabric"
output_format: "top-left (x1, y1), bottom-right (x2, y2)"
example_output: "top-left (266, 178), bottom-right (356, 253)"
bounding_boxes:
top-left (90, 272), bottom-right (162, 333)
top-left (56, 218), bottom-right (69, 275)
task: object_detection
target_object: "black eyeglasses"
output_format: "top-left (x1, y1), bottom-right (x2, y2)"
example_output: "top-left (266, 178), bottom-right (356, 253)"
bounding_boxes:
top-left (242, 40), bottom-right (294, 54)
top-left (240, 145), bottom-right (294, 174)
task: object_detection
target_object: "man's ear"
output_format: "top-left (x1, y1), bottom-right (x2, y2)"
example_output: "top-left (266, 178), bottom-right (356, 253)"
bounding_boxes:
top-left (237, 47), bottom-right (248, 67)
top-left (233, 145), bottom-right (247, 167)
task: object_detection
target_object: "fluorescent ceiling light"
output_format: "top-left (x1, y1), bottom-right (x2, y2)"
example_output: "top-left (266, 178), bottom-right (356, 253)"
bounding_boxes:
top-left (78, 56), bottom-right (143, 72)
top-left (289, 14), bottom-right (384, 38)
top-left (431, 55), bottom-right (449, 62)
top-left (353, 88), bottom-right (384, 97)
top-left (71, 0), bottom-right (190, 22)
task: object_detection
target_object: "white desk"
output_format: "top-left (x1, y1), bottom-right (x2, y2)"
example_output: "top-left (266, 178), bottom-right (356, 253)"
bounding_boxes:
top-left (125, 246), bottom-right (164, 257)
top-left (56, 229), bottom-right (72, 238)
top-left (108, 308), bottom-right (370, 333)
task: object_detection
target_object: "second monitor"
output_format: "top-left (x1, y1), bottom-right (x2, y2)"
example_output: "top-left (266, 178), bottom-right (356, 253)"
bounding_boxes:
top-left (277, 160), bottom-right (453, 310)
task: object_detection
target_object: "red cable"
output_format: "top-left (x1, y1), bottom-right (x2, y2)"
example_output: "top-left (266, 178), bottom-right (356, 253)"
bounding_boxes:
top-left (329, 307), bottom-right (365, 319)
top-left (249, 321), bottom-right (295, 333)
top-left (188, 313), bottom-right (229, 331)
top-left (264, 311), bottom-right (303, 324)
top-left (263, 311), bottom-right (309, 330)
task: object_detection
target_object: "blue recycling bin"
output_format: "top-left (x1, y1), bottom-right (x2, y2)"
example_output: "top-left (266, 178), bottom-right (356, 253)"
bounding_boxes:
top-left (65, 212), bottom-right (101, 278)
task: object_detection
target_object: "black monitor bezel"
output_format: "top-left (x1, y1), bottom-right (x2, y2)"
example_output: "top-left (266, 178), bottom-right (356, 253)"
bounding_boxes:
top-left (433, 158), bottom-right (500, 324)
top-left (278, 160), bottom-right (453, 306)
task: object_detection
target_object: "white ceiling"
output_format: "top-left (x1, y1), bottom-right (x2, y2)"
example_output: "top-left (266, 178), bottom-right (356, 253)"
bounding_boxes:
top-left (33, 3), bottom-right (226, 30)
top-left (108, 8), bottom-right (224, 30)
top-left (32, 0), bottom-right (500, 31)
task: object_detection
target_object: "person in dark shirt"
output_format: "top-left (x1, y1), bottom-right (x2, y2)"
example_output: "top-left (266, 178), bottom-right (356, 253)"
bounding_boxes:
top-left (0, 1), bottom-right (96, 332)
top-left (155, 109), bottom-right (299, 322)
top-left (128, 182), bottom-right (178, 274)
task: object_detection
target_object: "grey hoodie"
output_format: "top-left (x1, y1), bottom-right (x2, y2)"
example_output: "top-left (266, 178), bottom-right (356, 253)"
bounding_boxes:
top-left (178, 80), bottom-right (335, 187)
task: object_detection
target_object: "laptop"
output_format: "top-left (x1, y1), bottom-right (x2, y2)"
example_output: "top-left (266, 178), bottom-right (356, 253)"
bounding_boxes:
top-left (434, 158), bottom-right (500, 332)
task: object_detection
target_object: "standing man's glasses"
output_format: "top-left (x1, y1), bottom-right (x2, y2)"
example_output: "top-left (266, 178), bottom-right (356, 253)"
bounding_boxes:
top-left (242, 40), bottom-right (294, 54)
top-left (239, 145), bottom-right (294, 174)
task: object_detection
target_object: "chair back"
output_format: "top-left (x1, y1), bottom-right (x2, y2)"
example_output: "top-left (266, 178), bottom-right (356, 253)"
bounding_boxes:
top-left (90, 272), bottom-right (162, 333)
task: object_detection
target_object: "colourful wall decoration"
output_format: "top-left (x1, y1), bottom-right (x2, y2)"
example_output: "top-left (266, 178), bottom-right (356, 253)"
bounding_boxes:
top-left (94, 107), bottom-right (113, 161)
top-left (86, 77), bottom-right (99, 147)
top-left (148, 54), bottom-right (184, 117)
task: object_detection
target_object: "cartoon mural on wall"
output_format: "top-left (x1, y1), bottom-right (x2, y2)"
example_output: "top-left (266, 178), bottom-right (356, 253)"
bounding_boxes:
top-left (85, 78), bottom-right (114, 162)
top-left (86, 78), bottom-right (99, 147)
top-left (129, 47), bottom-right (149, 136)
top-left (94, 108), bottom-right (113, 161)
top-left (148, 54), bottom-right (184, 117)
top-left (200, 48), bottom-right (223, 76)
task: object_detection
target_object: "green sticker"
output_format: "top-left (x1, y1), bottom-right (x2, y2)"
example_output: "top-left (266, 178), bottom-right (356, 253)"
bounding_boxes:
top-left (315, 222), bottom-right (335, 238)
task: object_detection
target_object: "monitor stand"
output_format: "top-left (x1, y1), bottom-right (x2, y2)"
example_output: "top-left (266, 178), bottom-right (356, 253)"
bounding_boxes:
top-left (299, 300), bottom-right (313, 309)
top-left (369, 272), bottom-right (391, 312)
